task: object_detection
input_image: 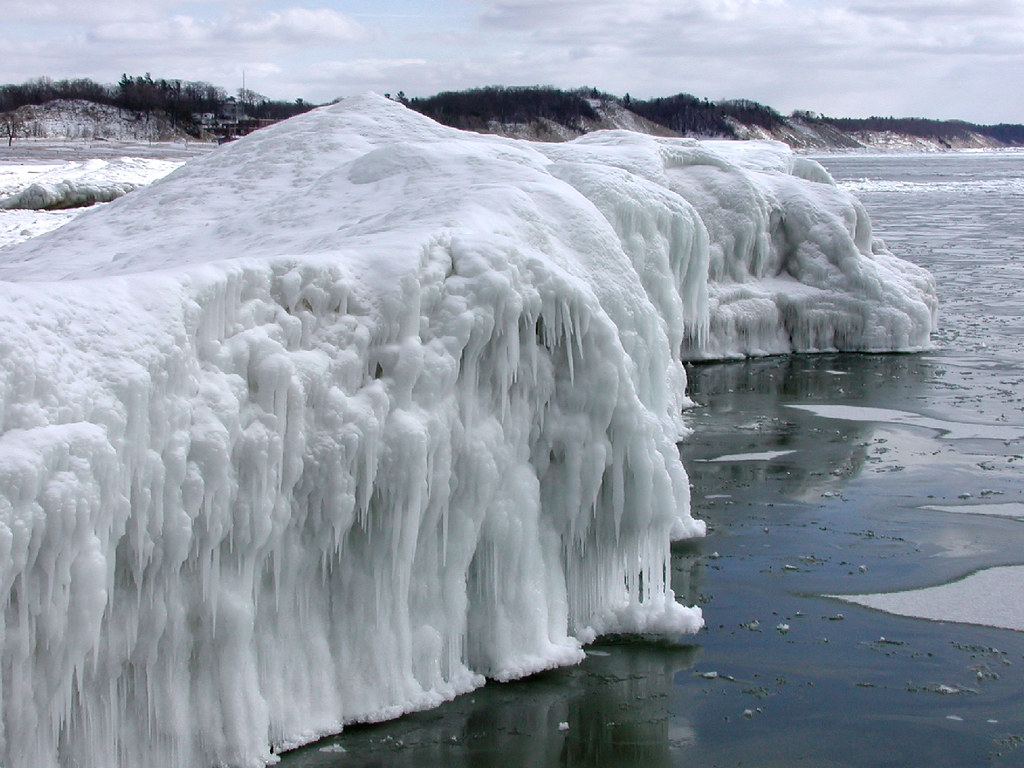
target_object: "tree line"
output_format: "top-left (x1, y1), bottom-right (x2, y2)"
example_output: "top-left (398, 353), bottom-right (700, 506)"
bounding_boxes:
top-left (625, 93), bottom-right (785, 136)
top-left (404, 86), bottom-right (602, 132)
top-left (402, 87), bottom-right (792, 139)
top-left (815, 115), bottom-right (1024, 147)
top-left (405, 87), bottom-right (1023, 145)
top-left (0, 75), bottom-right (315, 137)
top-left (3, 76), bottom-right (1022, 146)
top-left (401, 87), bottom-right (790, 139)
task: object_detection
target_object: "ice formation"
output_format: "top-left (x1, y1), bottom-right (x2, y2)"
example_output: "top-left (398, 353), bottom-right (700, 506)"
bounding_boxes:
top-left (0, 157), bottom-right (183, 211)
top-left (0, 95), bottom-right (935, 768)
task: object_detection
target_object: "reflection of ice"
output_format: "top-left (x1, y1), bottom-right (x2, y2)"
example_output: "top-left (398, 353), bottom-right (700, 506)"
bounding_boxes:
top-left (560, 644), bottom-right (699, 768)
top-left (671, 546), bottom-right (704, 613)
top-left (286, 642), bottom-right (700, 768)
top-left (786, 404), bottom-right (1024, 442)
top-left (682, 356), bottom-right (894, 502)
top-left (924, 528), bottom-right (999, 559)
top-left (831, 565), bottom-right (1024, 632)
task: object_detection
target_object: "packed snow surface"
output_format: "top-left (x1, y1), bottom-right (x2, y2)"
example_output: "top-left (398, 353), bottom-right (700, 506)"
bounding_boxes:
top-left (0, 95), bottom-right (935, 768)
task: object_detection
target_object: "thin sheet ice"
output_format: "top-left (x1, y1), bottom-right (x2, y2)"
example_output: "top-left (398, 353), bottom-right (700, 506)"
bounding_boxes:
top-left (0, 95), bottom-right (936, 768)
top-left (832, 566), bottom-right (1024, 632)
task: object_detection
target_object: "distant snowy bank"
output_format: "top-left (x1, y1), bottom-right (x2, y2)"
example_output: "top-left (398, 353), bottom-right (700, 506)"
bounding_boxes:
top-left (4, 99), bottom-right (194, 143)
top-left (0, 95), bottom-right (935, 768)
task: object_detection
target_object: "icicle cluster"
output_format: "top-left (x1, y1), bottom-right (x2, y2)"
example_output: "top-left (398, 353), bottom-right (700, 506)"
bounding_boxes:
top-left (0, 95), bottom-right (934, 768)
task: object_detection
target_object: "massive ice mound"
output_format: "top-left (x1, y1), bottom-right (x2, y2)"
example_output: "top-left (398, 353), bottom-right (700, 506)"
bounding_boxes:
top-left (0, 95), bottom-right (934, 768)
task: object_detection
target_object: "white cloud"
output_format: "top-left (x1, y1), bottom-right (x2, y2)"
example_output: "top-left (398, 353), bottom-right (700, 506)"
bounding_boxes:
top-left (87, 7), bottom-right (364, 47)
top-left (89, 17), bottom-right (207, 44)
top-left (0, 0), bottom-right (189, 25)
top-left (226, 8), bottom-right (365, 44)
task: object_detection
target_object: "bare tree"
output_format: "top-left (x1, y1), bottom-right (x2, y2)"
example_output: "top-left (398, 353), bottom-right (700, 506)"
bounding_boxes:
top-left (1, 112), bottom-right (25, 147)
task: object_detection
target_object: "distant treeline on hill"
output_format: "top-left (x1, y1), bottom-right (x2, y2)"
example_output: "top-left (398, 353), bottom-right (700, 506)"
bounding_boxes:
top-left (403, 87), bottom-right (790, 137)
top-left (404, 86), bottom-right (601, 132)
top-left (2, 77), bottom-right (1023, 147)
top-left (0, 75), bottom-right (315, 136)
top-left (403, 86), bottom-right (1024, 145)
top-left (627, 93), bottom-right (785, 135)
top-left (821, 115), bottom-right (1024, 146)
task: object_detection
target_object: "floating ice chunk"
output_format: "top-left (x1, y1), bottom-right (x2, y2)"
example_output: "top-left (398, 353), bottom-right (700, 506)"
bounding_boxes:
top-left (830, 566), bottom-right (1024, 631)
top-left (696, 449), bottom-right (797, 463)
top-left (786, 404), bottom-right (1024, 442)
top-left (921, 503), bottom-right (1024, 520)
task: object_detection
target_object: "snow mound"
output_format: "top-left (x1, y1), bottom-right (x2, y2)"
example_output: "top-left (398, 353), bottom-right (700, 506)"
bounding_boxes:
top-left (0, 94), bottom-right (933, 768)
top-left (663, 139), bottom-right (936, 357)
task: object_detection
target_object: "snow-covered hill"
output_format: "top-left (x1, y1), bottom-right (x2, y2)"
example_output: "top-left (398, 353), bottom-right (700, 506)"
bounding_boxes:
top-left (4, 99), bottom-right (195, 142)
top-left (405, 90), bottom-right (1020, 151)
top-left (500, 103), bottom-right (1016, 150)
top-left (474, 97), bottom-right (678, 142)
top-left (0, 95), bottom-right (935, 768)
top-left (5, 95), bottom-right (1014, 153)
top-left (728, 114), bottom-right (1013, 151)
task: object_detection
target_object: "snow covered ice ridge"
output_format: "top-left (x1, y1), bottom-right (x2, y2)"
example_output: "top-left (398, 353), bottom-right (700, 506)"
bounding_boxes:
top-left (0, 95), bottom-right (935, 768)
top-left (0, 157), bottom-right (184, 211)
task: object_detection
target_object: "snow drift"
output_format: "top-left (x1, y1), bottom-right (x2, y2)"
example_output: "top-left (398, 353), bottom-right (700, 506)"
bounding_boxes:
top-left (0, 95), bottom-right (935, 768)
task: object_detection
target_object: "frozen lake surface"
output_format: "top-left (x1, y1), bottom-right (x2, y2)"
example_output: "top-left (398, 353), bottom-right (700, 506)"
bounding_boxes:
top-left (280, 149), bottom-right (1024, 767)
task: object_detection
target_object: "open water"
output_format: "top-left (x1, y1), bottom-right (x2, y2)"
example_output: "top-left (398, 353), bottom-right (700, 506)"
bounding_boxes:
top-left (281, 150), bottom-right (1024, 767)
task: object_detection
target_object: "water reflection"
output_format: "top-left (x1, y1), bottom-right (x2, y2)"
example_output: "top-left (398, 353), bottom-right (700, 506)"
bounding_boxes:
top-left (282, 641), bottom-right (701, 768)
top-left (684, 352), bottom-right (935, 404)
top-left (681, 353), bottom-right (939, 504)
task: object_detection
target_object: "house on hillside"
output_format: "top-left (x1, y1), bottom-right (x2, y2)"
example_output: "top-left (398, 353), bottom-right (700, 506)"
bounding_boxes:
top-left (193, 97), bottom-right (280, 142)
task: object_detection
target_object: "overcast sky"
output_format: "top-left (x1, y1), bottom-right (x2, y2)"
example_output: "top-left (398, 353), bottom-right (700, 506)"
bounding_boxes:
top-left (2, 0), bottom-right (1022, 123)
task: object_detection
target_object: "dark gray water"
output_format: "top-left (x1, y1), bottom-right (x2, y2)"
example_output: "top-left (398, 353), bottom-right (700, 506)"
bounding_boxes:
top-left (281, 150), bottom-right (1024, 767)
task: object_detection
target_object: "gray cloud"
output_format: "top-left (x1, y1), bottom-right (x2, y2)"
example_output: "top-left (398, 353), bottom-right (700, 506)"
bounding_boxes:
top-left (1, 0), bottom-right (1021, 122)
top-left (86, 7), bottom-right (364, 47)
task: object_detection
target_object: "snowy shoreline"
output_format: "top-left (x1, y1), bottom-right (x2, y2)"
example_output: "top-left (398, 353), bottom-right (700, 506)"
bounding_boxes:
top-left (0, 96), bottom-right (936, 768)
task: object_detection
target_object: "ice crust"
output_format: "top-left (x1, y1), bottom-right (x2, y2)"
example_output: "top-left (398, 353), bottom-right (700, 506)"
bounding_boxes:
top-left (0, 95), bottom-right (935, 768)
